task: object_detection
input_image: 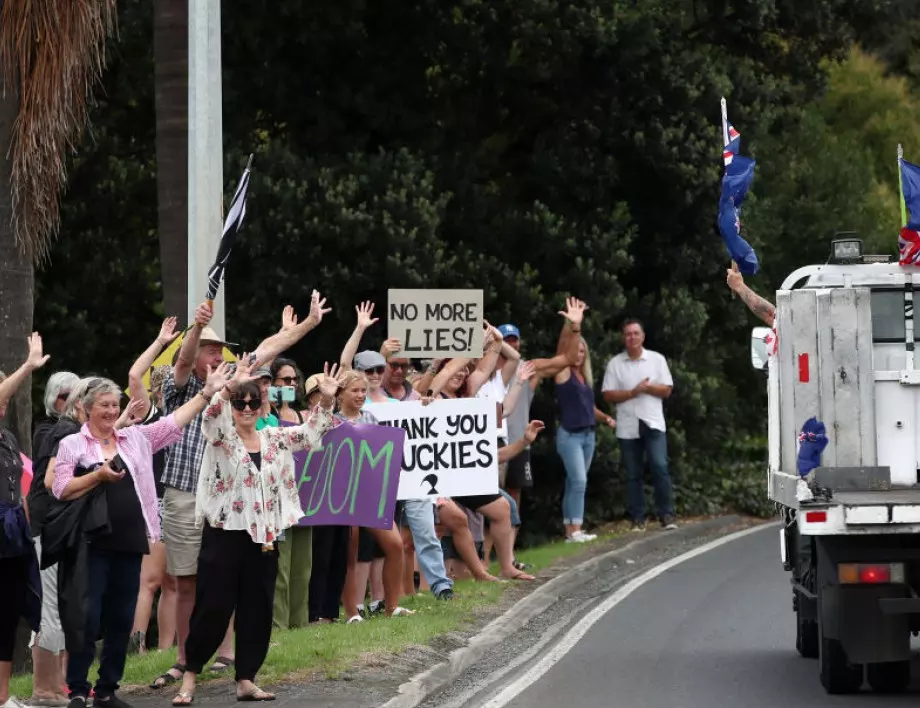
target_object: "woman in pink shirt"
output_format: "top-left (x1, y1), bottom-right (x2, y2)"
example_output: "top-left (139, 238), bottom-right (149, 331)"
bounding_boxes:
top-left (52, 365), bottom-right (230, 708)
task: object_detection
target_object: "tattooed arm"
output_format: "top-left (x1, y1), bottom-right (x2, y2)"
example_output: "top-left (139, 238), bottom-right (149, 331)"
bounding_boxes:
top-left (727, 266), bottom-right (775, 327)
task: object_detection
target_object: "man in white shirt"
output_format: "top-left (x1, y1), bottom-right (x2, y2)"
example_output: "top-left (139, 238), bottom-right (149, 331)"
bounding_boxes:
top-left (601, 319), bottom-right (677, 531)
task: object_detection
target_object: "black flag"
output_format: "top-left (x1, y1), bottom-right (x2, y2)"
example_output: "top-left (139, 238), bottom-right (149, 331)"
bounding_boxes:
top-left (206, 154), bottom-right (253, 304)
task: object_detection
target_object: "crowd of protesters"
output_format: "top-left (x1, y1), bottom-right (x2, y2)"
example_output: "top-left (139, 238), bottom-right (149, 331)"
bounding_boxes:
top-left (0, 292), bottom-right (680, 708)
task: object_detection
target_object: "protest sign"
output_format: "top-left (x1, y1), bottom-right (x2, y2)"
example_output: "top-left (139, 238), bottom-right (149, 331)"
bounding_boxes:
top-left (291, 421), bottom-right (405, 529)
top-left (365, 398), bottom-right (499, 500)
top-left (387, 289), bottom-right (483, 358)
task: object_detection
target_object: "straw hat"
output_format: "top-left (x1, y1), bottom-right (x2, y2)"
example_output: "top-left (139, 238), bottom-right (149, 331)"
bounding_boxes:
top-left (198, 326), bottom-right (236, 350)
top-left (304, 374), bottom-right (323, 397)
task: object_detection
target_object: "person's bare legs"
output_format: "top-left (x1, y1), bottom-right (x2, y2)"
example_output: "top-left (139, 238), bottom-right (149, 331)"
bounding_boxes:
top-left (344, 561), bottom-right (371, 619)
top-left (1, 660), bottom-right (12, 704)
top-left (211, 616), bottom-right (235, 668)
top-left (369, 558), bottom-right (385, 604)
top-left (479, 499), bottom-right (534, 580)
top-left (400, 526), bottom-right (415, 596)
top-left (368, 525), bottom-right (405, 615)
top-left (31, 645), bottom-right (66, 701)
top-left (174, 575), bottom-right (197, 666)
top-left (133, 541), bottom-right (167, 652)
top-left (439, 502), bottom-right (498, 581)
top-left (158, 574), bottom-right (178, 649)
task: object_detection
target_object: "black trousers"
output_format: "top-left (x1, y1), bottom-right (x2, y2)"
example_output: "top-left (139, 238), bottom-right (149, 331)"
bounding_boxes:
top-left (308, 525), bottom-right (349, 622)
top-left (185, 525), bottom-right (278, 682)
top-left (0, 555), bottom-right (28, 661)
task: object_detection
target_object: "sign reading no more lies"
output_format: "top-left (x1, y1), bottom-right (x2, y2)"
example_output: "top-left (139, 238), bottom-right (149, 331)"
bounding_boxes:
top-left (387, 289), bottom-right (484, 358)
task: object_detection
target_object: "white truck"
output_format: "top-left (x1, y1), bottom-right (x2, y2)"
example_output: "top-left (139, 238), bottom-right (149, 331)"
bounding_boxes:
top-left (753, 237), bottom-right (920, 695)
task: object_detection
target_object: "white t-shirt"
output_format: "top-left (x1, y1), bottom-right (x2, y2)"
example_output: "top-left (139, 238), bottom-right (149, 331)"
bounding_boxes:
top-left (601, 349), bottom-right (673, 440)
top-left (476, 370), bottom-right (508, 441)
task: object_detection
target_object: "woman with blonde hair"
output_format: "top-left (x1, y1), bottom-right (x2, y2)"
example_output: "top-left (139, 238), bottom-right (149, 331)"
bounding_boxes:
top-left (554, 328), bottom-right (615, 543)
top-left (336, 369), bottom-right (414, 622)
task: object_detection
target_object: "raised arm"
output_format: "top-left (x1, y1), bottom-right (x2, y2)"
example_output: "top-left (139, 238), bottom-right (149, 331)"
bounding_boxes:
top-left (253, 290), bottom-right (331, 365)
top-left (498, 420), bottom-right (545, 463)
top-left (175, 303), bottom-right (213, 388)
top-left (502, 361), bottom-right (535, 419)
top-left (529, 298), bottom-right (587, 379)
top-left (498, 341), bottom-right (521, 387)
top-left (427, 357), bottom-right (471, 397)
top-left (727, 265), bottom-right (775, 327)
top-left (0, 333), bottom-right (50, 413)
top-left (128, 317), bottom-right (181, 419)
top-left (412, 358), bottom-right (443, 394)
top-left (340, 301), bottom-right (379, 370)
top-left (467, 323), bottom-right (503, 396)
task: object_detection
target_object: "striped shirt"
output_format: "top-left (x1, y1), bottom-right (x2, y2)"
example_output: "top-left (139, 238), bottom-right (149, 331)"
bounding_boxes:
top-left (53, 416), bottom-right (183, 541)
top-left (160, 370), bottom-right (208, 493)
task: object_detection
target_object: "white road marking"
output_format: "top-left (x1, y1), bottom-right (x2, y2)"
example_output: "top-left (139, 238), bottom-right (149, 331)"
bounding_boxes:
top-left (480, 522), bottom-right (778, 708)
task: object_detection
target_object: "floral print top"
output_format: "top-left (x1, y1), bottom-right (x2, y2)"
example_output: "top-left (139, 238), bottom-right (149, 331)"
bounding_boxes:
top-left (197, 392), bottom-right (333, 544)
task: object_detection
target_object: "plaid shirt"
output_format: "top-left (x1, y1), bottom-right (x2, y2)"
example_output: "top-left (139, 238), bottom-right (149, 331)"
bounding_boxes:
top-left (160, 370), bottom-right (207, 493)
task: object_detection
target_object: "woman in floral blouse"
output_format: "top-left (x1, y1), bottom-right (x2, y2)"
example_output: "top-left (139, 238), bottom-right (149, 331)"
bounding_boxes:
top-left (173, 359), bottom-right (341, 705)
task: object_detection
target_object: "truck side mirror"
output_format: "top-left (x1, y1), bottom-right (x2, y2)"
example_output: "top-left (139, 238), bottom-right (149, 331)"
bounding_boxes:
top-left (750, 327), bottom-right (772, 371)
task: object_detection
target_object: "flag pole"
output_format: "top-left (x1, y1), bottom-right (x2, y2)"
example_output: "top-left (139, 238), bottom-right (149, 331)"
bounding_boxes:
top-left (721, 97), bottom-right (738, 273)
top-left (898, 143), bottom-right (908, 228)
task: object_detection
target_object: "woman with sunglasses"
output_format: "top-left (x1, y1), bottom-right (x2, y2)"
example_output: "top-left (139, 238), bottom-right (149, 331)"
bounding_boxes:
top-left (174, 359), bottom-right (341, 705)
top-left (267, 357), bottom-right (314, 631)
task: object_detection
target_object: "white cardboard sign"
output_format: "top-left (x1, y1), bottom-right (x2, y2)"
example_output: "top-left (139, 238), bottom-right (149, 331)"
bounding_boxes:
top-left (387, 289), bottom-right (484, 358)
top-left (365, 398), bottom-right (499, 500)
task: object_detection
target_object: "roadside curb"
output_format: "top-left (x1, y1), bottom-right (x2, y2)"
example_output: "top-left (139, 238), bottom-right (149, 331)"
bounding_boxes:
top-left (381, 514), bottom-right (754, 708)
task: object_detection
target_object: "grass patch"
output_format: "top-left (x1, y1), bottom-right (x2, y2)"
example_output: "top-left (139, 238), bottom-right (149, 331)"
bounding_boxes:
top-left (10, 531), bottom-right (616, 698)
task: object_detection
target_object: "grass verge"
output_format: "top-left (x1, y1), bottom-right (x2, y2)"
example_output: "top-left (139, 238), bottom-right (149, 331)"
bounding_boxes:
top-left (10, 532), bottom-right (613, 698)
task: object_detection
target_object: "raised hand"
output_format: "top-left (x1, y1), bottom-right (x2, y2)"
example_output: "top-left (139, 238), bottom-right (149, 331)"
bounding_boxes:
top-left (281, 305), bottom-right (298, 332)
top-left (560, 297), bottom-right (588, 327)
top-left (204, 362), bottom-right (233, 397)
top-left (157, 317), bottom-right (181, 347)
top-left (516, 360), bottom-right (536, 384)
top-left (26, 333), bottom-right (50, 371)
top-left (193, 302), bottom-right (213, 328)
top-left (726, 262), bottom-right (744, 292)
top-left (380, 338), bottom-right (402, 360)
top-left (307, 290), bottom-right (332, 326)
top-left (356, 301), bottom-right (379, 329)
top-left (318, 362), bottom-right (345, 403)
top-left (523, 420), bottom-right (546, 444)
top-left (115, 398), bottom-right (146, 429)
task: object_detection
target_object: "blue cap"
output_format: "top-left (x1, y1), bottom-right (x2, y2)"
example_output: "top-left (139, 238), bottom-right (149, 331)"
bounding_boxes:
top-left (498, 324), bottom-right (521, 339)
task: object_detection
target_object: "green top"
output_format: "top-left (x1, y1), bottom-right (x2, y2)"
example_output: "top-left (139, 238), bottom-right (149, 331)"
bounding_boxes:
top-left (256, 413), bottom-right (279, 431)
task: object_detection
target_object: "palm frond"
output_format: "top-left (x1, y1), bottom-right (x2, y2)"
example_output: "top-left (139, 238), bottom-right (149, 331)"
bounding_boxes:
top-left (0, 0), bottom-right (117, 263)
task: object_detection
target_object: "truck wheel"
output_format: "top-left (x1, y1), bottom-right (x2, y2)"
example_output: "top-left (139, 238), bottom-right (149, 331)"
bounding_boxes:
top-left (867, 661), bottom-right (910, 693)
top-left (796, 609), bottom-right (818, 659)
top-left (819, 635), bottom-right (863, 694)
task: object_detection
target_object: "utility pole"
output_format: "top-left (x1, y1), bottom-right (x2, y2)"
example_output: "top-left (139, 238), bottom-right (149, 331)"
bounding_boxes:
top-left (187, 0), bottom-right (224, 334)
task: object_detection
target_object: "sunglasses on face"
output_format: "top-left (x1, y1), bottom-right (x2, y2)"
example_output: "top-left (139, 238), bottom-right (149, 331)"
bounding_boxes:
top-left (389, 362), bottom-right (409, 371)
top-left (365, 366), bottom-right (386, 375)
top-left (231, 398), bottom-right (262, 412)
top-left (274, 376), bottom-right (297, 386)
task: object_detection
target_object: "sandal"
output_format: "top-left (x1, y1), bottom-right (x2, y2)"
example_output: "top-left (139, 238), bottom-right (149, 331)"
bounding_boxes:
top-left (209, 656), bottom-right (235, 673)
top-left (172, 691), bottom-right (194, 706)
top-left (346, 615), bottom-right (364, 624)
top-left (390, 607), bottom-right (416, 617)
top-left (151, 664), bottom-right (185, 689)
top-left (236, 687), bottom-right (275, 702)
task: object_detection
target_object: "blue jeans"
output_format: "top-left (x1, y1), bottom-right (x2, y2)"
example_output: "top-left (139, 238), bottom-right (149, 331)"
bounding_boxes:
top-left (67, 546), bottom-right (142, 698)
top-left (620, 421), bottom-right (675, 522)
top-left (402, 500), bottom-right (452, 596)
top-left (555, 427), bottom-right (596, 525)
top-left (500, 489), bottom-right (521, 527)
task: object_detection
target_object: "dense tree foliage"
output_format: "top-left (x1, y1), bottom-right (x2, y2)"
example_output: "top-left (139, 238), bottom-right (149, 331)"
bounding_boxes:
top-left (26, 0), bottom-right (920, 539)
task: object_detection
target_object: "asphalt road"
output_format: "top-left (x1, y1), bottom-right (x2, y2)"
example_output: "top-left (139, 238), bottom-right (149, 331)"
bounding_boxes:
top-left (452, 525), bottom-right (920, 708)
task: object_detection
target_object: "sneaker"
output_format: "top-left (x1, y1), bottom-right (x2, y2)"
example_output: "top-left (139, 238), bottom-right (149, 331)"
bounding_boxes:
top-left (436, 588), bottom-right (456, 601)
top-left (368, 600), bottom-right (385, 616)
top-left (346, 614), bottom-right (364, 624)
top-left (661, 516), bottom-right (678, 530)
top-left (630, 521), bottom-right (646, 532)
top-left (565, 532), bottom-right (591, 543)
top-left (66, 697), bottom-right (88, 708)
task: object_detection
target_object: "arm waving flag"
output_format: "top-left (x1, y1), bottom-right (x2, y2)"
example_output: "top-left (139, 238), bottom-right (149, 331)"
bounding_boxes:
top-left (718, 99), bottom-right (759, 275)
top-left (206, 154), bottom-right (253, 305)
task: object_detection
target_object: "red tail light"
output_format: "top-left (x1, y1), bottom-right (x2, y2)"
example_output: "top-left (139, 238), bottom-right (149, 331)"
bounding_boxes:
top-left (838, 563), bottom-right (905, 584)
top-left (804, 511), bottom-right (827, 523)
top-left (859, 565), bottom-right (890, 583)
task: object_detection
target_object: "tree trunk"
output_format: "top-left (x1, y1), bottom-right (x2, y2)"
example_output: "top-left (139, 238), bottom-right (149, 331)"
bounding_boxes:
top-left (154, 0), bottom-right (189, 325)
top-left (0, 63), bottom-right (34, 456)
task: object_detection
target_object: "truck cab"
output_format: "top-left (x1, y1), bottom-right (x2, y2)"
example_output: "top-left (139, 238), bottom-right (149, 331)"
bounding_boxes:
top-left (756, 237), bottom-right (920, 694)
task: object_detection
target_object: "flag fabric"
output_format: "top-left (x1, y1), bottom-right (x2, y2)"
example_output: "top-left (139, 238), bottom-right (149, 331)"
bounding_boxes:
top-left (206, 155), bottom-right (253, 302)
top-left (722, 123), bottom-right (741, 166)
top-left (718, 154), bottom-right (759, 275)
top-left (898, 158), bottom-right (920, 266)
